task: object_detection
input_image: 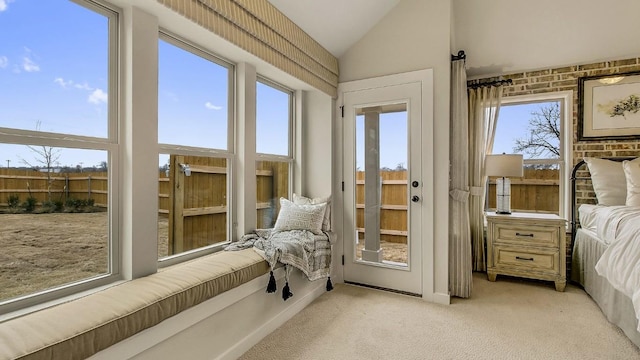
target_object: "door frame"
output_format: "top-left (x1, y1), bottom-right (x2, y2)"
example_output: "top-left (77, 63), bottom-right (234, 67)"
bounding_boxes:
top-left (341, 83), bottom-right (423, 294)
top-left (335, 69), bottom-right (443, 302)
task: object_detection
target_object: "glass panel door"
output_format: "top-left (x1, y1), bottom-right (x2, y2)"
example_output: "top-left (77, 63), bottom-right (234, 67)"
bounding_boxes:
top-left (355, 104), bottom-right (408, 266)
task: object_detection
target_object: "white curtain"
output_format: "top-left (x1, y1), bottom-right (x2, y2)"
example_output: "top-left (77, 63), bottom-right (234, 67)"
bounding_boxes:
top-left (449, 58), bottom-right (472, 298)
top-left (468, 85), bottom-right (503, 272)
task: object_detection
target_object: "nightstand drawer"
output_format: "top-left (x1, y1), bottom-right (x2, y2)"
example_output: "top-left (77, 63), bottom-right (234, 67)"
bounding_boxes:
top-left (493, 247), bottom-right (558, 272)
top-left (495, 225), bottom-right (558, 247)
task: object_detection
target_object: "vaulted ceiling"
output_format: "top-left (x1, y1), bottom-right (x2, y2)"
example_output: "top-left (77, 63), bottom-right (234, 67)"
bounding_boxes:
top-left (267, 0), bottom-right (400, 58)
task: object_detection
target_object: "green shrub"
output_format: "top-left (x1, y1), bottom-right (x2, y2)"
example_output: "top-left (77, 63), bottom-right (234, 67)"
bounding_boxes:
top-left (65, 198), bottom-right (81, 212)
top-left (8, 194), bottom-right (20, 208)
top-left (41, 200), bottom-right (55, 213)
top-left (41, 200), bottom-right (64, 213)
top-left (65, 198), bottom-right (95, 212)
top-left (22, 196), bottom-right (37, 212)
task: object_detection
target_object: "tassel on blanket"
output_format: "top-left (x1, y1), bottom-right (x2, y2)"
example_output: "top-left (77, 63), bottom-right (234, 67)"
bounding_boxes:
top-left (326, 276), bottom-right (333, 291)
top-left (282, 265), bottom-right (293, 300)
top-left (282, 282), bottom-right (293, 301)
top-left (266, 271), bottom-right (277, 293)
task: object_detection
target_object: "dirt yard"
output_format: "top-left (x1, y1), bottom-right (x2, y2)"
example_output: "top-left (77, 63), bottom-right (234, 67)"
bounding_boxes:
top-left (0, 212), bottom-right (406, 302)
top-left (0, 213), bottom-right (171, 302)
top-left (356, 241), bottom-right (408, 264)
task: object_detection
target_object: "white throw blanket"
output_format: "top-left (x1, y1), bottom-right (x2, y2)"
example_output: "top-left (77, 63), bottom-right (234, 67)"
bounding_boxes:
top-left (225, 228), bottom-right (332, 281)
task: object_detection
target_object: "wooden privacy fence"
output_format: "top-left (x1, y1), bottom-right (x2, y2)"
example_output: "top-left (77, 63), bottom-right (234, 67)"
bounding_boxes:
top-left (165, 155), bottom-right (228, 255)
top-left (256, 160), bottom-right (290, 229)
top-left (1, 167), bottom-right (559, 249)
top-left (356, 169), bottom-right (560, 244)
top-left (0, 168), bottom-right (108, 206)
top-left (487, 168), bottom-right (560, 214)
top-left (356, 170), bottom-right (408, 244)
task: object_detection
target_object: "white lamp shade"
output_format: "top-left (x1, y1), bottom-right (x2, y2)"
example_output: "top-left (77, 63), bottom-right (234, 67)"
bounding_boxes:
top-left (485, 154), bottom-right (524, 177)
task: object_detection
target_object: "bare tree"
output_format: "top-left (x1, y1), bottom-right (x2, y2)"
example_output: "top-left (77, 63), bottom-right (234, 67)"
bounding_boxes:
top-left (513, 103), bottom-right (560, 159)
top-left (98, 161), bottom-right (108, 171)
top-left (20, 121), bottom-right (62, 202)
top-left (394, 162), bottom-right (407, 171)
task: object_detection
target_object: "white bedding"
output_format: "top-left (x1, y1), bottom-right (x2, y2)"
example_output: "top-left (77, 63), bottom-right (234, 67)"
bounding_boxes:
top-left (579, 204), bottom-right (639, 244)
top-left (590, 205), bottom-right (640, 331)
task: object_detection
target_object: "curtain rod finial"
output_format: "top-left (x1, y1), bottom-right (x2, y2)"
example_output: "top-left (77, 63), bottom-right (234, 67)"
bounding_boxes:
top-left (451, 50), bottom-right (466, 61)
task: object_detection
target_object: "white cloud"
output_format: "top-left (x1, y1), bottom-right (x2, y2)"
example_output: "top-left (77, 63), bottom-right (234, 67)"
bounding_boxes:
top-left (54, 77), bottom-right (72, 88)
top-left (0, 56), bottom-right (8, 68)
top-left (205, 101), bottom-right (222, 110)
top-left (54, 77), bottom-right (95, 92)
top-left (0, 0), bottom-right (10, 12)
top-left (88, 88), bottom-right (108, 105)
top-left (74, 82), bottom-right (92, 91)
top-left (22, 57), bottom-right (40, 72)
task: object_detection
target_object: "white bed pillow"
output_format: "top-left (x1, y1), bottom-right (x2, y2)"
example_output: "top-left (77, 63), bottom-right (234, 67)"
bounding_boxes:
top-left (293, 193), bottom-right (331, 231)
top-left (623, 158), bottom-right (640, 206)
top-left (273, 197), bottom-right (326, 235)
top-left (584, 157), bottom-right (627, 205)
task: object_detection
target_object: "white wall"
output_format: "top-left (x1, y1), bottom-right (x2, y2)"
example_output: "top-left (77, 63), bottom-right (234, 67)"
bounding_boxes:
top-left (453, 0), bottom-right (640, 78)
top-left (301, 91), bottom-right (334, 197)
top-left (338, 0), bottom-right (452, 301)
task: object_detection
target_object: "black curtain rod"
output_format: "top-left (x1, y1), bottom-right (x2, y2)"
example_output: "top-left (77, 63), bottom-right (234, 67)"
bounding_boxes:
top-left (451, 50), bottom-right (466, 61)
top-left (467, 78), bottom-right (513, 89)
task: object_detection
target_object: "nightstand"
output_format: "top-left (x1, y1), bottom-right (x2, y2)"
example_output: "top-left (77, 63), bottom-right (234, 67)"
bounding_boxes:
top-left (486, 212), bottom-right (567, 291)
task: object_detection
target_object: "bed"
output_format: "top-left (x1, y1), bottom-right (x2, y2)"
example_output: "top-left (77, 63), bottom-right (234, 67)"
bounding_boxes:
top-left (570, 157), bottom-right (640, 348)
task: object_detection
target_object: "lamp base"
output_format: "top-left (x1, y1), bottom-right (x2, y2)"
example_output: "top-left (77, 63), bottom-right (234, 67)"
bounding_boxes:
top-left (496, 177), bottom-right (512, 214)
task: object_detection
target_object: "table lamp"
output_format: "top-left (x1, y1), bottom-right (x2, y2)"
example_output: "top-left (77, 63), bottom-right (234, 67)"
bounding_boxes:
top-left (485, 154), bottom-right (524, 214)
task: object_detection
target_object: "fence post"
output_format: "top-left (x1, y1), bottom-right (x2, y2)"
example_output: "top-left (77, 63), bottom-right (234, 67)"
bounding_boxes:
top-left (88, 175), bottom-right (92, 200)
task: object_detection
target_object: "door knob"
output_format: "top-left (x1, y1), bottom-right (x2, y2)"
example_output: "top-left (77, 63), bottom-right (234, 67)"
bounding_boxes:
top-left (411, 195), bottom-right (420, 203)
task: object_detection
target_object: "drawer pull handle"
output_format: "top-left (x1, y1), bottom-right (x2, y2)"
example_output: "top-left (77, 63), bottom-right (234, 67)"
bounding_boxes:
top-left (515, 232), bottom-right (534, 237)
top-left (516, 256), bottom-right (534, 261)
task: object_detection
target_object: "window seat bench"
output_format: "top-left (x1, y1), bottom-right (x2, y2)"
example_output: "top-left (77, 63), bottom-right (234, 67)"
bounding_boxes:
top-left (0, 249), bottom-right (269, 360)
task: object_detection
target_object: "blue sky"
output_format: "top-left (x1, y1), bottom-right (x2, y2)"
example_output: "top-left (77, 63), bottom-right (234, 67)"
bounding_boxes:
top-left (356, 112), bottom-right (408, 170)
top-left (1, 0), bottom-right (290, 170)
top-left (493, 102), bottom-right (560, 160)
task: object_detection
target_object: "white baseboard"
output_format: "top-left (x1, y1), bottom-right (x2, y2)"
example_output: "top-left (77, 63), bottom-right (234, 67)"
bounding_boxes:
top-left (430, 292), bottom-right (451, 305)
top-left (216, 281), bottom-right (327, 360)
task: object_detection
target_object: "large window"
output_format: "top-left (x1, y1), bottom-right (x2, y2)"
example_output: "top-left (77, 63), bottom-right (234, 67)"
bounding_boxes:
top-left (157, 33), bottom-right (234, 263)
top-left (256, 79), bottom-right (293, 228)
top-left (489, 92), bottom-right (572, 218)
top-left (0, 0), bottom-right (118, 310)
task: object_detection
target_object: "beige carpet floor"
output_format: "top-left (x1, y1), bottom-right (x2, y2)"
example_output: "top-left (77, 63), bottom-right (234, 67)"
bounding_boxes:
top-left (240, 273), bottom-right (640, 360)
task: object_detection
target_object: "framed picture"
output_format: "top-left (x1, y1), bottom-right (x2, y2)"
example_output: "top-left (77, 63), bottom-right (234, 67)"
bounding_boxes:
top-left (578, 71), bottom-right (640, 140)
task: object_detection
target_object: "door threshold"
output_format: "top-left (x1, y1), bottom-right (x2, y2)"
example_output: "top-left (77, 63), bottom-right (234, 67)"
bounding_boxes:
top-left (344, 281), bottom-right (421, 297)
